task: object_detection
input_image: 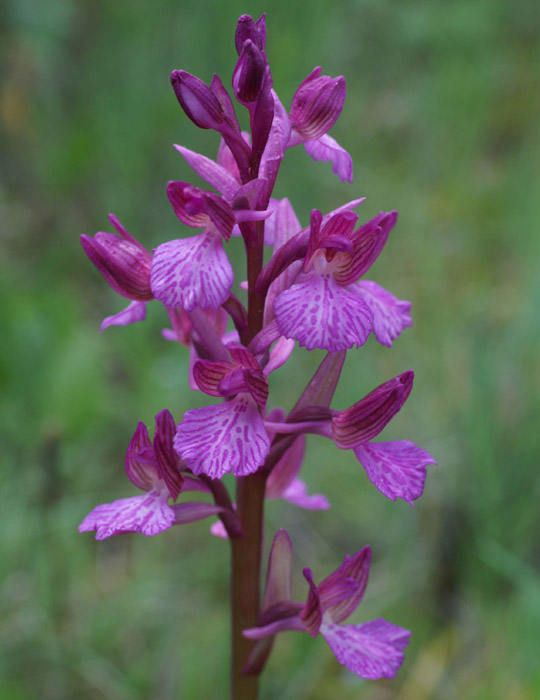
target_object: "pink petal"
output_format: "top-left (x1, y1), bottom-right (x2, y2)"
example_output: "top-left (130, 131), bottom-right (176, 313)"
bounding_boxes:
top-left (174, 395), bottom-right (270, 479)
top-left (79, 490), bottom-right (175, 539)
top-left (320, 618), bottom-right (411, 679)
top-left (353, 441), bottom-right (436, 504)
top-left (351, 281), bottom-right (412, 347)
top-left (150, 231), bottom-right (233, 311)
top-left (100, 301), bottom-right (147, 332)
top-left (280, 478), bottom-right (330, 511)
top-left (274, 272), bottom-right (372, 352)
top-left (173, 144), bottom-right (239, 201)
top-left (304, 134), bottom-right (353, 183)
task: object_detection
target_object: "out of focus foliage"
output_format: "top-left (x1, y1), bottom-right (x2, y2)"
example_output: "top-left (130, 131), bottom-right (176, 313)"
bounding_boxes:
top-left (1, 0), bottom-right (539, 697)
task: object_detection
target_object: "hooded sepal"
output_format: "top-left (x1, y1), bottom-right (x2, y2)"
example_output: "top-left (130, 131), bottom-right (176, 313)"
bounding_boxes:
top-left (290, 67), bottom-right (346, 141)
top-left (332, 371), bottom-right (414, 448)
top-left (80, 217), bottom-right (152, 302)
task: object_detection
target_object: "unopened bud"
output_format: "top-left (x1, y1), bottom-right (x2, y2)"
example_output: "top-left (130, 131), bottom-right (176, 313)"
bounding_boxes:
top-left (170, 70), bottom-right (224, 130)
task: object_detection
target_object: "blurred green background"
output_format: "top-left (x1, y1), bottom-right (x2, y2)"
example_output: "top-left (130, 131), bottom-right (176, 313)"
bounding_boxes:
top-left (1, 0), bottom-right (539, 697)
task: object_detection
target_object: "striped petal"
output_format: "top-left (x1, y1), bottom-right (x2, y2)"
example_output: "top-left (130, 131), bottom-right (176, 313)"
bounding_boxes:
top-left (320, 618), bottom-right (411, 680)
top-left (79, 490), bottom-right (175, 540)
top-left (151, 231), bottom-right (233, 311)
top-left (354, 440), bottom-right (436, 504)
top-left (174, 395), bottom-right (270, 479)
top-left (274, 272), bottom-right (372, 352)
top-left (350, 281), bottom-right (412, 347)
top-left (303, 134), bottom-right (353, 183)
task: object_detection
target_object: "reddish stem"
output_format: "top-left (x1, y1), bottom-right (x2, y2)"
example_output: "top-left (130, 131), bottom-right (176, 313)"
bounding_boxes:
top-left (230, 218), bottom-right (267, 700)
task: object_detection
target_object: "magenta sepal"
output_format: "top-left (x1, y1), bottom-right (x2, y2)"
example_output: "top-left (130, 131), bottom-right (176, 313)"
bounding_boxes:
top-left (171, 502), bottom-right (224, 524)
top-left (290, 67), bottom-right (346, 141)
top-left (259, 91), bottom-right (291, 195)
top-left (174, 144), bottom-right (239, 201)
top-left (332, 371), bottom-right (414, 448)
top-left (81, 216), bottom-right (152, 302)
top-left (153, 409), bottom-right (184, 501)
top-left (100, 300), bottom-right (147, 332)
top-left (243, 536), bottom-right (411, 680)
top-left (167, 182), bottom-right (235, 240)
top-left (174, 395), bottom-right (270, 479)
top-left (192, 344), bottom-right (269, 408)
top-left (333, 211), bottom-right (397, 287)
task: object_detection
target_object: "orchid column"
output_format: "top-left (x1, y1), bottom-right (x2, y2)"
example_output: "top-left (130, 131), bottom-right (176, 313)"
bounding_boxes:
top-left (79, 13), bottom-right (435, 700)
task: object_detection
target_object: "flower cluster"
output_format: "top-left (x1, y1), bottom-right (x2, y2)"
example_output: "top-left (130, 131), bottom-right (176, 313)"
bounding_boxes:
top-left (79, 13), bottom-right (435, 686)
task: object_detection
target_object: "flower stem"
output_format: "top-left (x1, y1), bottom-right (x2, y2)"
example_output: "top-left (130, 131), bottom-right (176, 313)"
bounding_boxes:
top-left (230, 473), bottom-right (266, 700)
top-left (230, 217), bottom-right (267, 699)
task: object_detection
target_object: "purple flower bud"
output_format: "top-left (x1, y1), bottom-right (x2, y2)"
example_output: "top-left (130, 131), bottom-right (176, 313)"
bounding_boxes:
top-left (290, 67), bottom-right (346, 140)
top-left (234, 13), bottom-right (266, 54)
top-left (81, 217), bottom-right (152, 301)
top-left (232, 40), bottom-right (267, 104)
top-left (170, 70), bottom-right (224, 130)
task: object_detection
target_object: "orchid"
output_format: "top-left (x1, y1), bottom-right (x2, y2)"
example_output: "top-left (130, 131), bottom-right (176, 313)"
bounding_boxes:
top-left (79, 12), bottom-right (434, 698)
top-left (243, 531), bottom-right (410, 679)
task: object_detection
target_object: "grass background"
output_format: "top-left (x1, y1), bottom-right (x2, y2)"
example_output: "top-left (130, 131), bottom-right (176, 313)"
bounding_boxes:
top-left (1, 0), bottom-right (539, 697)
